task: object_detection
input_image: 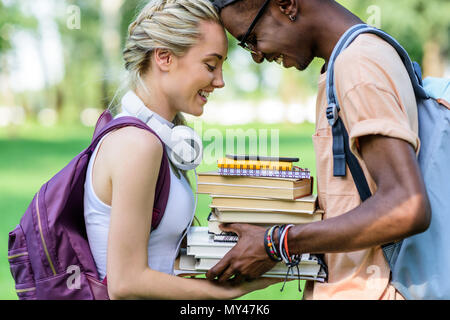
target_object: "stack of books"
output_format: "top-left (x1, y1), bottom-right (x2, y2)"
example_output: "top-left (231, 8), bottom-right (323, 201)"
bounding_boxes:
top-left (174, 156), bottom-right (327, 282)
top-left (174, 227), bottom-right (327, 282)
top-left (198, 170), bottom-right (322, 227)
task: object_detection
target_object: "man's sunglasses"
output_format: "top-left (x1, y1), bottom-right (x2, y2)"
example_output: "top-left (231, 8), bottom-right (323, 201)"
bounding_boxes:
top-left (238, 0), bottom-right (271, 54)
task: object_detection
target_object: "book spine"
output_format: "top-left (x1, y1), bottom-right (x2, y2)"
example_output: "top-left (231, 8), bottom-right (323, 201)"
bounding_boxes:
top-left (213, 234), bottom-right (239, 243)
top-left (217, 167), bottom-right (311, 179)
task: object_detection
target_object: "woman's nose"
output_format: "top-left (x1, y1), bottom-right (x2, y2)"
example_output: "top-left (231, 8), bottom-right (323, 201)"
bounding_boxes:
top-left (213, 69), bottom-right (225, 89)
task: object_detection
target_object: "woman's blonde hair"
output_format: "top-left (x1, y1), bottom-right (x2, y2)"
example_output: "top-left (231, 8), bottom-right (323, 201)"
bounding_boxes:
top-left (114, 0), bottom-right (221, 183)
top-left (123, 0), bottom-right (221, 92)
top-left (120, 0), bottom-right (221, 127)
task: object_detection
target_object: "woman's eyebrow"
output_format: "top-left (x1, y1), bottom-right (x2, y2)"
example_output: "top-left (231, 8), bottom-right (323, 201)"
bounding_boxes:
top-left (206, 53), bottom-right (227, 61)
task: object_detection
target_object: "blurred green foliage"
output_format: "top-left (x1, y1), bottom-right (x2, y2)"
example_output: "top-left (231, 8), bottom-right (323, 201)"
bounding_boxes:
top-left (350, 0), bottom-right (450, 63)
top-left (0, 1), bottom-right (37, 53)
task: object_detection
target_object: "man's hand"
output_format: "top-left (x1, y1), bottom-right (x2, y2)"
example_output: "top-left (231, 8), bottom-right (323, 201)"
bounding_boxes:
top-left (206, 223), bottom-right (277, 283)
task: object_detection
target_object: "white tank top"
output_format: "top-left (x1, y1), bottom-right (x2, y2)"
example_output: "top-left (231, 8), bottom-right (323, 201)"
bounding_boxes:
top-left (84, 110), bottom-right (195, 280)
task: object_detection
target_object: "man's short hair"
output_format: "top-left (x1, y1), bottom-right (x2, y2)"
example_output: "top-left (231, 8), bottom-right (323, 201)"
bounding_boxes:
top-left (211, 0), bottom-right (264, 12)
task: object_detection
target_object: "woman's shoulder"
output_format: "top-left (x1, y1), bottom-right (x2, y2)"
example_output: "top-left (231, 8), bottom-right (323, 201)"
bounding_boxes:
top-left (107, 125), bottom-right (163, 146)
top-left (101, 126), bottom-right (164, 171)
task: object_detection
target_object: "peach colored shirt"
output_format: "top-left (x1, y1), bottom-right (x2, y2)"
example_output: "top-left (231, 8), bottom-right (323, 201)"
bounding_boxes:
top-left (305, 34), bottom-right (420, 300)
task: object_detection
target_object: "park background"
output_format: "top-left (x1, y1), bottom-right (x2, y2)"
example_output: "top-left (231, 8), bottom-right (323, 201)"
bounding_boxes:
top-left (0, 0), bottom-right (449, 300)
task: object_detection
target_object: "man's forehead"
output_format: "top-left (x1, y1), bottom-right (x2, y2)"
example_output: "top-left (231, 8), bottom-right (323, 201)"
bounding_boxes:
top-left (220, 5), bottom-right (254, 39)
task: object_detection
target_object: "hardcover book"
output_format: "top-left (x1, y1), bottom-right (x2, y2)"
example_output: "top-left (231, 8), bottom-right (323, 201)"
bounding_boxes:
top-left (211, 208), bottom-right (324, 224)
top-left (209, 194), bottom-right (318, 213)
top-left (207, 212), bottom-right (273, 235)
top-left (197, 172), bottom-right (312, 200)
top-left (198, 171), bottom-right (307, 188)
top-left (174, 252), bottom-right (327, 282)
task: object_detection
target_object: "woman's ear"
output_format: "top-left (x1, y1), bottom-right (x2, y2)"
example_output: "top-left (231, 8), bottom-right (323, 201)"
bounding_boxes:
top-left (153, 48), bottom-right (174, 72)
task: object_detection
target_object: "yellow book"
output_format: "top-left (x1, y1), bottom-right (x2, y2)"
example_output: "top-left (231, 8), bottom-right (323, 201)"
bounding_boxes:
top-left (217, 158), bottom-right (293, 171)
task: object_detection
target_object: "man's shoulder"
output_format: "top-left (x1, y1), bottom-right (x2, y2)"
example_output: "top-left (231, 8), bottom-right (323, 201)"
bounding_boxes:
top-left (334, 33), bottom-right (407, 88)
top-left (336, 33), bottom-right (401, 66)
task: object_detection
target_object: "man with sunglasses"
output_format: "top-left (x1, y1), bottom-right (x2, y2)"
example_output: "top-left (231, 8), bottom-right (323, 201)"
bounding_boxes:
top-left (206, 0), bottom-right (431, 300)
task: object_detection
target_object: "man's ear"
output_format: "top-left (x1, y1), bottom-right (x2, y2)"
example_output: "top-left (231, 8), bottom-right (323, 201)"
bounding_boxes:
top-left (153, 48), bottom-right (174, 72)
top-left (275, 0), bottom-right (298, 18)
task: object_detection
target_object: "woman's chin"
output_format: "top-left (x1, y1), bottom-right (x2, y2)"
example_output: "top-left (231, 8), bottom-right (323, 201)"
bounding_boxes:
top-left (186, 106), bottom-right (204, 117)
top-left (194, 109), bottom-right (204, 117)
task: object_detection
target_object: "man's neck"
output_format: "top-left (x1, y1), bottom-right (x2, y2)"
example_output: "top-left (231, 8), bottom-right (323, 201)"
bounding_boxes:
top-left (310, 2), bottom-right (364, 67)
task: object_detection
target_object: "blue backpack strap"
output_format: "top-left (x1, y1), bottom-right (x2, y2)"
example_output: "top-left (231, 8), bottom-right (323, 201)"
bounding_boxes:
top-left (325, 24), bottom-right (373, 201)
top-left (326, 24), bottom-right (368, 108)
top-left (326, 24), bottom-right (367, 178)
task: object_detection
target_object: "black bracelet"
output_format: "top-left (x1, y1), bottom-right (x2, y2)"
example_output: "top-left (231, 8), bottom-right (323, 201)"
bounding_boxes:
top-left (269, 225), bottom-right (281, 259)
top-left (264, 226), bottom-right (282, 262)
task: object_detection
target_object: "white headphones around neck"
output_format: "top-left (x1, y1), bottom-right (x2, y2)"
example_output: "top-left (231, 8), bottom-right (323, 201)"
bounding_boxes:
top-left (121, 76), bottom-right (203, 171)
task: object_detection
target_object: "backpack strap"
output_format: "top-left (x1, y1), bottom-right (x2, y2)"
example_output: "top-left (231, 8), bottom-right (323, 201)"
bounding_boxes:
top-left (92, 109), bottom-right (113, 139)
top-left (90, 110), bottom-right (171, 231)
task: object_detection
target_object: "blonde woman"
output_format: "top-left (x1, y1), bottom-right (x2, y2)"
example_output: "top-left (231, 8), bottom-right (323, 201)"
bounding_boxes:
top-left (83, 0), bottom-right (278, 300)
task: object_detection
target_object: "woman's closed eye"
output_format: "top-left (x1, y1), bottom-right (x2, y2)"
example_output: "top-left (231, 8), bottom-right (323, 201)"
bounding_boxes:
top-left (205, 63), bottom-right (216, 72)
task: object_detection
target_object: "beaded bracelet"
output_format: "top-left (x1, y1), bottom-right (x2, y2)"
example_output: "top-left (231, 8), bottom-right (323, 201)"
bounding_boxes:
top-left (264, 226), bottom-right (282, 262)
top-left (269, 225), bottom-right (282, 258)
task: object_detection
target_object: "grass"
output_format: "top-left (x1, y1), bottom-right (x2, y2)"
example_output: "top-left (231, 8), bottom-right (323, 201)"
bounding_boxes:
top-left (0, 121), bottom-right (316, 300)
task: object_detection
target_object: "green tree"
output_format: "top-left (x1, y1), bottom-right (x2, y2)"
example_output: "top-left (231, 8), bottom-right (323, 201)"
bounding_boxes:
top-left (348, 0), bottom-right (450, 77)
top-left (0, 0), bottom-right (37, 108)
top-left (54, 0), bottom-right (105, 121)
top-left (0, 1), bottom-right (37, 54)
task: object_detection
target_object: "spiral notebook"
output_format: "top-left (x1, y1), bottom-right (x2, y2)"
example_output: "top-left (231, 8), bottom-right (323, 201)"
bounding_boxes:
top-left (217, 156), bottom-right (310, 179)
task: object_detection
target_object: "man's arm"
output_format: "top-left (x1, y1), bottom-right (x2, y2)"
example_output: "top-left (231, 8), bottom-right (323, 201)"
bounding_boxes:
top-left (206, 135), bottom-right (431, 282)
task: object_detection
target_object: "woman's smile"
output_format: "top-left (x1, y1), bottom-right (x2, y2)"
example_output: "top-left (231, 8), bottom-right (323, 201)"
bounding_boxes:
top-left (198, 89), bottom-right (210, 103)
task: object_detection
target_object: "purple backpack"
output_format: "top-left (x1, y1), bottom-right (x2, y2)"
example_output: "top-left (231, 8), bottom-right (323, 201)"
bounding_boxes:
top-left (7, 110), bottom-right (171, 300)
